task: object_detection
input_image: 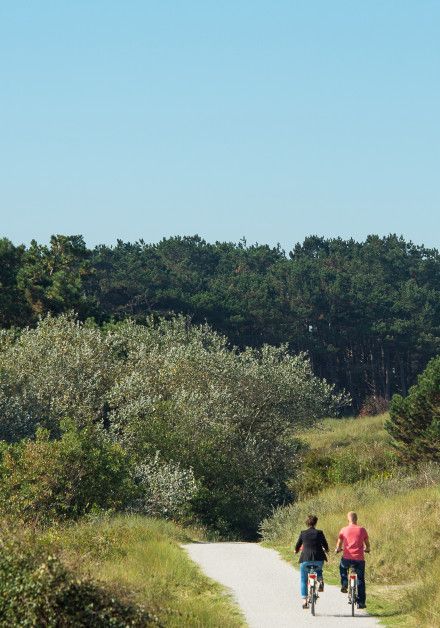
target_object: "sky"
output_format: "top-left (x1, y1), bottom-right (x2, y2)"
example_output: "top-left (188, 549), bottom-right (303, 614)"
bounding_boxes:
top-left (1, 1), bottom-right (439, 252)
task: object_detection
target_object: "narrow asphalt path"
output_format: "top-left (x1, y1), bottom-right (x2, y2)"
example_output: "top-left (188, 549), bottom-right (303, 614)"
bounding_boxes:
top-left (184, 542), bottom-right (380, 628)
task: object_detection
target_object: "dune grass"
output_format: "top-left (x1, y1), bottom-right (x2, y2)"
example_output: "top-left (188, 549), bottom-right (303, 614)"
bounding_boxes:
top-left (301, 413), bottom-right (391, 450)
top-left (44, 515), bottom-right (244, 627)
top-left (289, 414), bottom-right (397, 498)
top-left (262, 414), bottom-right (440, 627)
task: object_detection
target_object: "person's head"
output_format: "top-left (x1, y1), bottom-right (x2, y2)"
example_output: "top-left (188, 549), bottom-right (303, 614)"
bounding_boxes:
top-left (347, 511), bottom-right (358, 524)
top-left (306, 514), bottom-right (318, 528)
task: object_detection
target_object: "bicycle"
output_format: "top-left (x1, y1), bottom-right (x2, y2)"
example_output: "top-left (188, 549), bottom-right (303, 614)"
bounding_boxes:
top-left (336, 547), bottom-right (369, 616)
top-left (347, 566), bottom-right (358, 617)
top-left (305, 564), bottom-right (320, 616)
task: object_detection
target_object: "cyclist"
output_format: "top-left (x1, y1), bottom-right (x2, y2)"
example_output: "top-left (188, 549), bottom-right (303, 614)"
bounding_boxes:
top-left (295, 514), bottom-right (329, 609)
top-left (335, 511), bottom-right (370, 609)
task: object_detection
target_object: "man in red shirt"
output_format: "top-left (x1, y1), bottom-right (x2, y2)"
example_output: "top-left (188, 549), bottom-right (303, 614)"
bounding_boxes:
top-left (335, 511), bottom-right (370, 608)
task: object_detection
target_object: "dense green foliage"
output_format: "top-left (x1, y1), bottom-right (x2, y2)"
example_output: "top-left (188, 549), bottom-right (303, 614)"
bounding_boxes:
top-left (2, 233), bottom-right (440, 407)
top-left (0, 523), bottom-right (156, 627)
top-left (0, 424), bottom-right (136, 524)
top-left (387, 355), bottom-right (440, 463)
top-left (0, 314), bottom-right (344, 536)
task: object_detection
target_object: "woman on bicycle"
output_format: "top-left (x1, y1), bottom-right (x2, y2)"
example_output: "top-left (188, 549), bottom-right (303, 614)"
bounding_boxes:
top-left (295, 514), bottom-right (329, 609)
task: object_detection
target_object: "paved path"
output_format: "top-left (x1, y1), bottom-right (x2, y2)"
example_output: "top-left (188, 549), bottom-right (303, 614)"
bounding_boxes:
top-left (184, 542), bottom-right (380, 627)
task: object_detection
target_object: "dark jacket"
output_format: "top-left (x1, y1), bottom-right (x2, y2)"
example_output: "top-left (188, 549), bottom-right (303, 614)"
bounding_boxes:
top-left (295, 527), bottom-right (329, 563)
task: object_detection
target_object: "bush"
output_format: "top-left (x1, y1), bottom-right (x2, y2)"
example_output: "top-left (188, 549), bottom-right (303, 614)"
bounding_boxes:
top-left (358, 395), bottom-right (389, 416)
top-left (0, 314), bottom-right (117, 440)
top-left (109, 319), bottom-right (349, 536)
top-left (0, 423), bottom-right (136, 524)
top-left (386, 355), bottom-right (440, 462)
top-left (131, 453), bottom-right (197, 520)
top-left (0, 314), bottom-right (349, 536)
top-left (0, 525), bottom-right (157, 626)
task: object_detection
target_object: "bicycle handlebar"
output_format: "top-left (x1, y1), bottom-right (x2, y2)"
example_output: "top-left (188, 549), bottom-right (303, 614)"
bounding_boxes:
top-left (334, 548), bottom-right (370, 554)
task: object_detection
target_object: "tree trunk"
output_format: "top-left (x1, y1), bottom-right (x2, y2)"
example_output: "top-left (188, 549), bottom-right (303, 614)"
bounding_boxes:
top-left (398, 352), bottom-right (407, 396)
top-left (384, 348), bottom-right (391, 401)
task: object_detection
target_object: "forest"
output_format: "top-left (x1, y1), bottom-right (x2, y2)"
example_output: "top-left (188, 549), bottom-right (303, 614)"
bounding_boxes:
top-left (1, 233), bottom-right (440, 409)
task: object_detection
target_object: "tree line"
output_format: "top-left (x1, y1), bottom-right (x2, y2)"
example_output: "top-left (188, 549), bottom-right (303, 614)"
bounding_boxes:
top-left (1, 233), bottom-right (440, 408)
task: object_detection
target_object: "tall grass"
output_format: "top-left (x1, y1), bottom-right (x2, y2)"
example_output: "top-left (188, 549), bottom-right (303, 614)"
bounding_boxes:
top-left (45, 515), bottom-right (244, 627)
top-left (290, 414), bottom-right (397, 498)
top-left (300, 414), bottom-right (391, 450)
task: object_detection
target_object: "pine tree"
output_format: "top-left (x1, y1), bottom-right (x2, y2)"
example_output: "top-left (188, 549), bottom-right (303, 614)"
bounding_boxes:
top-left (386, 356), bottom-right (440, 462)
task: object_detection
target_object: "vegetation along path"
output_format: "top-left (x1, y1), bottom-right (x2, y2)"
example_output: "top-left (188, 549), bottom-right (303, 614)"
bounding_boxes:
top-left (185, 542), bottom-right (379, 627)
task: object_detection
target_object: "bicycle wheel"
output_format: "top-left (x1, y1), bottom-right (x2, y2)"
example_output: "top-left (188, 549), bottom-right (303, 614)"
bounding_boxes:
top-left (311, 591), bottom-right (316, 616)
top-left (351, 587), bottom-right (355, 616)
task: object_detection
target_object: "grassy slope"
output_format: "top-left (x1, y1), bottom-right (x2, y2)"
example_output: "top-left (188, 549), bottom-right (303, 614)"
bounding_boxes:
top-left (262, 415), bottom-right (440, 627)
top-left (44, 516), bottom-right (244, 627)
top-left (300, 414), bottom-right (390, 449)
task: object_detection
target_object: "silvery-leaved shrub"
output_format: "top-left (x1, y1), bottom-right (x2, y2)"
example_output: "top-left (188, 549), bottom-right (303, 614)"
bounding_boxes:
top-left (0, 313), bottom-right (117, 440)
top-left (108, 317), bottom-right (349, 537)
top-left (130, 453), bottom-right (197, 520)
top-left (0, 313), bottom-right (349, 536)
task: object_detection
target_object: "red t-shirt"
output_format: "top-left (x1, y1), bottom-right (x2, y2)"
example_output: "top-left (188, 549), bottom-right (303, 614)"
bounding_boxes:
top-left (338, 524), bottom-right (368, 560)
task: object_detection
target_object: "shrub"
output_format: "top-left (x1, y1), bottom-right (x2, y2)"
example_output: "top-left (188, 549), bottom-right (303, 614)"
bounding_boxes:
top-left (130, 453), bottom-right (197, 520)
top-left (109, 318), bottom-right (349, 536)
top-left (0, 423), bottom-right (136, 524)
top-left (0, 525), bottom-right (157, 626)
top-left (358, 395), bottom-right (389, 416)
top-left (0, 314), bottom-right (117, 440)
top-left (386, 355), bottom-right (440, 462)
top-left (0, 314), bottom-right (349, 536)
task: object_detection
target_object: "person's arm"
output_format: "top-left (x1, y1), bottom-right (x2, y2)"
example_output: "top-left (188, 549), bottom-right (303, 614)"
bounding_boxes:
top-left (364, 529), bottom-right (371, 553)
top-left (320, 531), bottom-right (329, 553)
top-left (294, 532), bottom-right (303, 554)
top-left (335, 531), bottom-right (343, 553)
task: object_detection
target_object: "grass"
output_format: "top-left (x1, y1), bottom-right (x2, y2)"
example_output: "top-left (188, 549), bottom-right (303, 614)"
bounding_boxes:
top-left (44, 515), bottom-right (245, 627)
top-left (289, 414), bottom-right (397, 498)
top-left (262, 414), bottom-right (440, 627)
top-left (301, 413), bottom-right (391, 450)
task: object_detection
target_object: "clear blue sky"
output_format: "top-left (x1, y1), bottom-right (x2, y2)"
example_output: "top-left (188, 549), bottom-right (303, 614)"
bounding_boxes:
top-left (1, 1), bottom-right (439, 251)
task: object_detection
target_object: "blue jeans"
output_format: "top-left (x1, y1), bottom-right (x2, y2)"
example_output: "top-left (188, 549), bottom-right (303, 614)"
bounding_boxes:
top-left (340, 558), bottom-right (366, 604)
top-left (300, 561), bottom-right (324, 598)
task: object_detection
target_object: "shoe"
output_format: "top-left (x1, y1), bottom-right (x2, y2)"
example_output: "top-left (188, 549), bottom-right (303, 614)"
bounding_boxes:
top-left (341, 586), bottom-right (348, 593)
top-left (302, 601), bottom-right (309, 609)
top-left (358, 603), bottom-right (366, 609)
top-left (318, 581), bottom-right (324, 592)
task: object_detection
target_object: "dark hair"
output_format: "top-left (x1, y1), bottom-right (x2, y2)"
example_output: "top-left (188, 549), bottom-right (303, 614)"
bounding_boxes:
top-left (306, 514), bottom-right (318, 527)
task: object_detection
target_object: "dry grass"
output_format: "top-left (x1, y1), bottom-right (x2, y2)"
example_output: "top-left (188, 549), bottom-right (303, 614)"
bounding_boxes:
top-left (301, 413), bottom-right (391, 451)
top-left (288, 414), bottom-right (396, 499)
top-left (44, 516), bottom-right (245, 627)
